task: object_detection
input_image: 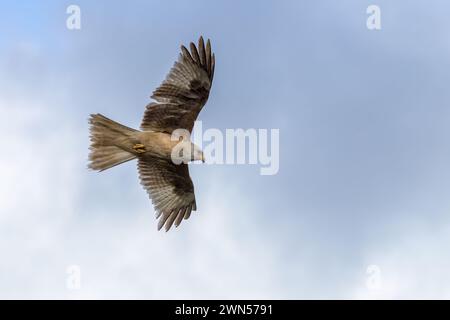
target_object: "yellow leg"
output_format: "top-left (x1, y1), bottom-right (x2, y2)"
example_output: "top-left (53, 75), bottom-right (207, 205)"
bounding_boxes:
top-left (133, 143), bottom-right (146, 154)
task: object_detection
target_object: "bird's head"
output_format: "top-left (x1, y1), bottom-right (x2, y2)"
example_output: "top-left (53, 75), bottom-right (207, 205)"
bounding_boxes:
top-left (172, 140), bottom-right (205, 164)
top-left (192, 144), bottom-right (205, 163)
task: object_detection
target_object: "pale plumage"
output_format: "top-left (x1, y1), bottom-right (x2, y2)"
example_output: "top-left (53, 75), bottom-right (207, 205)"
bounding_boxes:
top-left (88, 36), bottom-right (215, 231)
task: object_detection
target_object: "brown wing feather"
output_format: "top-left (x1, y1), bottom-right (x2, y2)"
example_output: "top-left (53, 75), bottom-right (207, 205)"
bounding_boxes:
top-left (137, 156), bottom-right (197, 231)
top-left (141, 36), bottom-right (215, 133)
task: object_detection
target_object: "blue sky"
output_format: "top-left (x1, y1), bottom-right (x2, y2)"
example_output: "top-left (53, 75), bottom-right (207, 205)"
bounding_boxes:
top-left (0, 0), bottom-right (450, 298)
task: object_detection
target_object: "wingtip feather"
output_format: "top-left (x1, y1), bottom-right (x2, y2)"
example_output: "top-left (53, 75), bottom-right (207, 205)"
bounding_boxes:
top-left (190, 42), bottom-right (200, 64)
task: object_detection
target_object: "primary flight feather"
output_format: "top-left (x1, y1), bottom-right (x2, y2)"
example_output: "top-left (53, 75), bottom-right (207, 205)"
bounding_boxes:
top-left (88, 36), bottom-right (215, 231)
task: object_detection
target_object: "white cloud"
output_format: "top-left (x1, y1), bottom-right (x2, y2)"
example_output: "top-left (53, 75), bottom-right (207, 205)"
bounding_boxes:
top-left (352, 219), bottom-right (450, 299)
top-left (0, 94), bottom-right (288, 299)
top-left (3, 95), bottom-right (449, 299)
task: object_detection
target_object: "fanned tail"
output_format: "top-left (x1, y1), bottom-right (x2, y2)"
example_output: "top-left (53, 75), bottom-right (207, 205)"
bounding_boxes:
top-left (88, 114), bottom-right (137, 171)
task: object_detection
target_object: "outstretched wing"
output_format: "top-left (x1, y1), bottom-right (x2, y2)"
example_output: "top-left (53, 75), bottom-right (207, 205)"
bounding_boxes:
top-left (141, 36), bottom-right (215, 133)
top-left (137, 156), bottom-right (197, 231)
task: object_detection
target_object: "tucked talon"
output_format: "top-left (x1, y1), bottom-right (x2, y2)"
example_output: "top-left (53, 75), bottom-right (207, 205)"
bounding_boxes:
top-left (133, 143), bottom-right (146, 153)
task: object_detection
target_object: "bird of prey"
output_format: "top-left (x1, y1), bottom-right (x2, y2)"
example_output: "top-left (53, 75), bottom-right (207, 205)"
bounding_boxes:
top-left (88, 36), bottom-right (215, 231)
